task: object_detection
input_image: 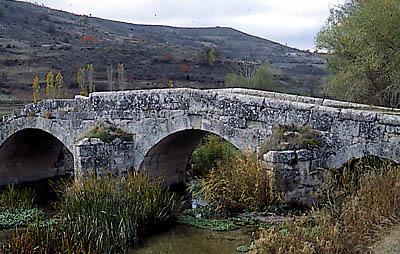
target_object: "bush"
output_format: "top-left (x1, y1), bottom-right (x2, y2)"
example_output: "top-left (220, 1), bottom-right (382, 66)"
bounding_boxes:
top-left (258, 125), bottom-right (322, 157)
top-left (198, 153), bottom-right (275, 217)
top-left (251, 159), bottom-right (400, 253)
top-left (1, 173), bottom-right (182, 253)
top-left (85, 123), bottom-right (134, 143)
top-left (190, 134), bottom-right (238, 178)
top-left (225, 64), bottom-right (276, 91)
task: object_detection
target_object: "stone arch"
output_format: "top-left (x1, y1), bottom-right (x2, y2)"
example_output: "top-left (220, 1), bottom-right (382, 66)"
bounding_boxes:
top-left (0, 128), bottom-right (74, 185)
top-left (139, 129), bottom-right (239, 186)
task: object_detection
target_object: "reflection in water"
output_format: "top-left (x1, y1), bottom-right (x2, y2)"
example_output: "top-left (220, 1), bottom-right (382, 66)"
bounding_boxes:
top-left (131, 225), bottom-right (252, 254)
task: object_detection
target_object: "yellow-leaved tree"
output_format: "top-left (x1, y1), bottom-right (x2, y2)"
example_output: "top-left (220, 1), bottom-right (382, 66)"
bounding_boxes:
top-left (77, 67), bottom-right (87, 96)
top-left (32, 75), bottom-right (40, 103)
top-left (45, 70), bottom-right (55, 98)
top-left (55, 72), bottom-right (64, 98)
top-left (117, 63), bottom-right (125, 90)
top-left (86, 63), bottom-right (95, 93)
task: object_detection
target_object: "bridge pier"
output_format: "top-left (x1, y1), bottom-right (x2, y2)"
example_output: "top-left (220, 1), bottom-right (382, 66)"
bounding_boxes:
top-left (73, 138), bottom-right (135, 178)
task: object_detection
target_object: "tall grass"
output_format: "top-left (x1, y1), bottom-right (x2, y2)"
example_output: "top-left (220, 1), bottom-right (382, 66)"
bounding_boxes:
top-left (0, 185), bottom-right (36, 211)
top-left (251, 158), bottom-right (400, 254)
top-left (1, 173), bottom-right (182, 253)
top-left (197, 153), bottom-right (276, 217)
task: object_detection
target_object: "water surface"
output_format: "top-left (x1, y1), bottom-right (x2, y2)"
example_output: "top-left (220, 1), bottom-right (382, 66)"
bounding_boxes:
top-left (131, 225), bottom-right (252, 254)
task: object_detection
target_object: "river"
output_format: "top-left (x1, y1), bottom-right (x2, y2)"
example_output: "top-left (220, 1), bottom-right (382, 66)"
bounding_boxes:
top-left (131, 225), bottom-right (253, 254)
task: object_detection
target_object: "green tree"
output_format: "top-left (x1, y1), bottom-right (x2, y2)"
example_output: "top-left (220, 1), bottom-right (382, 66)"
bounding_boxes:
top-left (316, 0), bottom-right (400, 107)
top-left (225, 63), bottom-right (275, 91)
top-left (198, 47), bottom-right (218, 66)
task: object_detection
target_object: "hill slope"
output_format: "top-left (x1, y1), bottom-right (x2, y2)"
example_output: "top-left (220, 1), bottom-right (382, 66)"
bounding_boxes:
top-left (0, 0), bottom-right (326, 105)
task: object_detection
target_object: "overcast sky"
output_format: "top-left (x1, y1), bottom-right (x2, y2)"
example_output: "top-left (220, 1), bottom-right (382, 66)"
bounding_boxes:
top-left (24, 0), bottom-right (346, 50)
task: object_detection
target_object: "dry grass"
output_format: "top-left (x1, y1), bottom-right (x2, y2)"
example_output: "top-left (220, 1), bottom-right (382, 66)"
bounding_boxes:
top-left (250, 161), bottom-right (400, 254)
top-left (198, 153), bottom-right (276, 217)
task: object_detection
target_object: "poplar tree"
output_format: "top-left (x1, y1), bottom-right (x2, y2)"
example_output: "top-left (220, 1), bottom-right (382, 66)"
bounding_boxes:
top-left (45, 70), bottom-right (55, 98)
top-left (32, 75), bottom-right (40, 103)
top-left (77, 67), bottom-right (87, 96)
top-left (117, 63), bottom-right (125, 90)
top-left (87, 63), bottom-right (95, 93)
top-left (55, 72), bottom-right (64, 98)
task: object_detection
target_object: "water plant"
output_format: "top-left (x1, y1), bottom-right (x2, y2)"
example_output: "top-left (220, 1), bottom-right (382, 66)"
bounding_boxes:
top-left (1, 172), bottom-right (182, 253)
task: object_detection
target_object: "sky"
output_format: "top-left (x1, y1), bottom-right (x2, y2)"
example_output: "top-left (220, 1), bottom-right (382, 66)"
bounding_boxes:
top-left (24, 0), bottom-right (346, 50)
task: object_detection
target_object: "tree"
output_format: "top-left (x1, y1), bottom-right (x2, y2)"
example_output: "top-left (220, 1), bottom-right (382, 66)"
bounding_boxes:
top-left (107, 65), bottom-right (114, 91)
top-left (45, 71), bottom-right (55, 98)
top-left (32, 76), bottom-right (40, 103)
top-left (316, 0), bottom-right (400, 107)
top-left (208, 47), bottom-right (217, 66)
top-left (117, 63), bottom-right (125, 90)
top-left (77, 67), bottom-right (87, 96)
top-left (198, 47), bottom-right (218, 66)
top-left (87, 63), bottom-right (95, 93)
top-left (55, 72), bottom-right (64, 98)
top-left (225, 63), bottom-right (275, 91)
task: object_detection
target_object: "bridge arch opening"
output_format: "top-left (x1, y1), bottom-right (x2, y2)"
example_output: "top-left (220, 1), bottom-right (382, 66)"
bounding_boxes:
top-left (0, 128), bottom-right (74, 186)
top-left (140, 129), bottom-right (238, 188)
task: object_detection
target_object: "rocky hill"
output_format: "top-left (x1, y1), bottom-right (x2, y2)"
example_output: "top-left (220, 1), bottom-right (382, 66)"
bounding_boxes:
top-left (0, 0), bottom-right (326, 108)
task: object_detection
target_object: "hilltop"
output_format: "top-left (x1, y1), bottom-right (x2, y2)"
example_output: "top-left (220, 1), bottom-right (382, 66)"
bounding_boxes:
top-left (0, 0), bottom-right (326, 107)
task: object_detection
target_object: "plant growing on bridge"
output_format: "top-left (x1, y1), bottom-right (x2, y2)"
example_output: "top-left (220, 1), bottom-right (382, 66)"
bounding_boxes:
top-left (258, 125), bottom-right (323, 157)
top-left (85, 123), bottom-right (134, 143)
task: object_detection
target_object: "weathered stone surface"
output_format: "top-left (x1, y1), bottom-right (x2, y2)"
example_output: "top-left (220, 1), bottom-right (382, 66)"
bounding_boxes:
top-left (1, 88), bottom-right (400, 205)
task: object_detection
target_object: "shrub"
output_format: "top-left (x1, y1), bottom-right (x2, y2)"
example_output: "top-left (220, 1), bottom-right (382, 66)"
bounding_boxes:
top-left (258, 125), bottom-right (322, 157)
top-left (190, 134), bottom-right (238, 178)
top-left (85, 123), bottom-right (134, 143)
top-left (198, 153), bottom-right (275, 217)
top-left (251, 159), bottom-right (400, 254)
top-left (2, 173), bottom-right (182, 253)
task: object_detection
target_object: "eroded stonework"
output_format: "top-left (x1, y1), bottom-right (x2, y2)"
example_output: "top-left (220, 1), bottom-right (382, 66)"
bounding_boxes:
top-left (1, 88), bottom-right (400, 204)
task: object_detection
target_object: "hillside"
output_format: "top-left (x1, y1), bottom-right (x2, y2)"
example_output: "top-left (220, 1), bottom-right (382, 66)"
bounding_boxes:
top-left (0, 0), bottom-right (326, 109)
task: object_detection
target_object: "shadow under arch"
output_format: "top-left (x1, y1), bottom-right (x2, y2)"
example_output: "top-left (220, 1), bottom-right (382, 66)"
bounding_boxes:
top-left (139, 129), bottom-right (238, 187)
top-left (0, 128), bottom-right (74, 186)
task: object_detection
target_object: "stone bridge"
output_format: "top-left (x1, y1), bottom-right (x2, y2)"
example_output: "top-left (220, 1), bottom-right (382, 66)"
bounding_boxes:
top-left (1, 88), bottom-right (400, 204)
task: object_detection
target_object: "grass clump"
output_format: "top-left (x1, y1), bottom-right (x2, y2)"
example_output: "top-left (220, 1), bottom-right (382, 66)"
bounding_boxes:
top-left (251, 158), bottom-right (400, 254)
top-left (190, 134), bottom-right (238, 178)
top-left (85, 123), bottom-right (134, 143)
top-left (197, 153), bottom-right (276, 217)
top-left (1, 173), bottom-right (182, 253)
top-left (0, 209), bottom-right (47, 229)
top-left (259, 125), bottom-right (322, 156)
